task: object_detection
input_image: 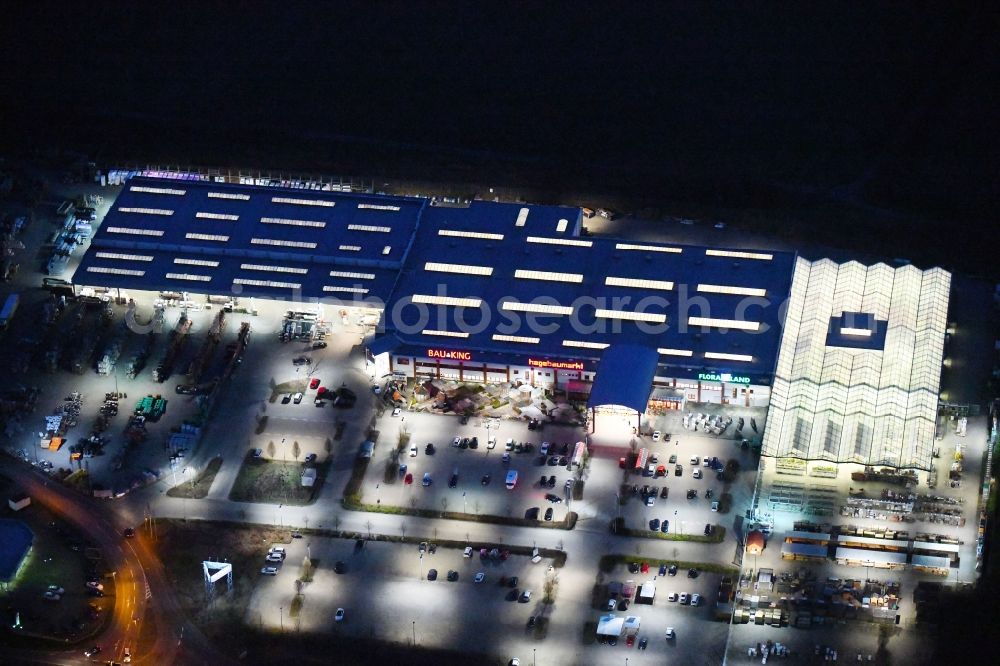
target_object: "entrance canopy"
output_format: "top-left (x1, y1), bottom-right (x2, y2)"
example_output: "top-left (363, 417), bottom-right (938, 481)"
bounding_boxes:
top-left (587, 345), bottom-right (658, 413)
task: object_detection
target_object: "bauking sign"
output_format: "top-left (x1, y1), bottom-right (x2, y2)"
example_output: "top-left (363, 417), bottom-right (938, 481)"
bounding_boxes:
top-left (698, 372), bottom-right (751, 385)
top-left (427, 349), bottom-right (472, 361)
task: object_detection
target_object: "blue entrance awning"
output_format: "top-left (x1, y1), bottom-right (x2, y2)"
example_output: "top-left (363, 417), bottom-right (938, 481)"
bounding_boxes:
top-left (587, 345), bottom-right (659, 413)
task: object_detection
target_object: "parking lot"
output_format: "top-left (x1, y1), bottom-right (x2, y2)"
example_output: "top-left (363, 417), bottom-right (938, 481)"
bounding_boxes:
top-left (362, 410), bottom-right (587, 523)
top-left (247, 534), bottom-right (559, 654)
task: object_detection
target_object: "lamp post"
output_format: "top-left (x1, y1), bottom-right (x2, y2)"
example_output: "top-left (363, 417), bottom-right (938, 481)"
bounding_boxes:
top-left (376, 483), bottom-right (381, 506)
top-left (412, 620), bottom-right (416, 645)
top-left (463, 491), bottom-right (467, 514)
top-left (279, 606), bottom-right (284, 632)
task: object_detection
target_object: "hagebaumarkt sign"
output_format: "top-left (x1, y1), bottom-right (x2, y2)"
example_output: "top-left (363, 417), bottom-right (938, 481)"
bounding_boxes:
top-left (698, 372), bottom-right (751, 385)
top-left (528, 358), bottom-right (585, 371)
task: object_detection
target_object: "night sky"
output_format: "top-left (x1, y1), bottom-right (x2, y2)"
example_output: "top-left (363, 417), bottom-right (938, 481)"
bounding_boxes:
top-left (1, 2), bottom-right (997, 269)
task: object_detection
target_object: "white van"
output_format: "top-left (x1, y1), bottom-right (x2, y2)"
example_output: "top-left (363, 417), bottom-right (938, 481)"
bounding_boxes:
top-left (505, 470), bottom-right (519, 490)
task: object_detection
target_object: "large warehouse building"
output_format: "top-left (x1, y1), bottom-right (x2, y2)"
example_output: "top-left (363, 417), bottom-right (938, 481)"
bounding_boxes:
top-left (72, 177), bottom-right (951, 466)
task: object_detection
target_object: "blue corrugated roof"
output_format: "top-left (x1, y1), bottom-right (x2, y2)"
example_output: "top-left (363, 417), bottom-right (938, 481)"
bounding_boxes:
top-left (385, 202), bottom-right (795, 382)
top-left (588, 345), bottom-right (660, 411)
top-left (73, 177), bottom-right (425, 302)
top-left (75, 177), bottom-right (796, 387)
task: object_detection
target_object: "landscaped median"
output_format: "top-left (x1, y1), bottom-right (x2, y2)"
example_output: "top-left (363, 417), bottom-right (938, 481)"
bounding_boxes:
top-left (166, 456), bottom-right (223, 499)
top-left (609, 517), bottom-right (726, 543)
top-left (598, 553), bottom-right (739, 576)
top-left (342, 495), bottom-right (579, 531)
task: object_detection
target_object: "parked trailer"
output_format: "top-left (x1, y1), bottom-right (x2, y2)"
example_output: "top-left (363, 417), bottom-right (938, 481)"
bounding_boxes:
top-left (153, 313), bottom-right (192, 382)
top-left (0, 293), bottom-right (19, 329)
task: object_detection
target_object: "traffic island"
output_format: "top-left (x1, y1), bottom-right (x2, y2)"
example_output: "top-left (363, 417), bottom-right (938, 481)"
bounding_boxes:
top-left (342, 497), bottom-right (579, 530)
top-left (609, 517), bottom-right (727, 543)
top-left (598, 554), bottom-right (739, 576)
top-left (166, 456), bottom-right (223, 499)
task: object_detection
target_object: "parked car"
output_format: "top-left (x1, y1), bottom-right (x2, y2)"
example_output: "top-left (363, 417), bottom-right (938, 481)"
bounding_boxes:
top-left (669, 454), bottom-right (677, 463)
top-left (544, 493), bottom-right (562, 503)
top-left (638, 637), bottom-right (648, 650)
top-left (265, 553), bottom-right (284, 563)
top-left (474, 572), bottom-right (486, 583)
top-left (668, 564), bottom-right (678, 576)
top-left (293, 392), bottom-right (304, 404)
top-left (665, 627), bottom-right (676, 639)
top-left (281, 394), bottom-right (292, 404)
top-left (469, 436), bottom-right (479, 449)
top-left (711, 500), bottom-right (720, 512)
top-left (392, 407), bottom-right (401, 417)
top-left (660, 520), bottom-right (670, 533)
top-left (427, 569), bottom-right (438, 581)
top-left (123, 527), bottom-right (135, 538)
top-left (309, 378), bottom-right (321, 389)
top-left (335, 608), bottom-right (345, 622)
top-left (334, 561), bottom-right (345, 574)
top-left (544, 507), bottom-right (554, 521)
top-left (691, 593), bottom-right (701, 606)
top-left (667, 591), bottom-right (678, 602)
top-left (43, 590), bottom-right (61, 601)
top-left (687, 568), bottom-right (699, 578)
top-left (84, 646), bottom-right (102, 657)
top-left (649, 518), bottom-right (660, 531)
top-left (675, 464), bottom-right (683, 476)
top-left (305, 453), bottom-right (317, 463)
top-left (261, 566), bottom-right (278, 575)
top-left (252, 448), bottom-right (263, 458)
top-left (449, 472), bottom-right (458, 488)
top-left (425, 443), bottom-right (435, 455)
top-left (404, 473), bottom-right (413, 485)
top-left (660, 486), bottom-right (669, 499)
top-left (679, 593), bottom-right (689, 605)
top-left (606, 598), bottom-right (617, 611)
top-left (422, 473), bottom-right (432, 486)
top-left (292, 356), bottom-right (310, 365)
top-left (645, 495), bottom-right (655, 507)
top-left (481, 474), bottom-right (491, 485)
top-left (447, 570), bottom-right (459, 582)
top-left (692, 468), bottom-right (703, 479)
top-left (311, 341), bottom-right (327, 349)
top-left (525, 507), bottom-right (540, 520)
top-left (652, 430), bottom-right (661, 441)
top-left (519, 590), bottom-right (532, 603)
top-left (453, 437), bottom-right (462, 447)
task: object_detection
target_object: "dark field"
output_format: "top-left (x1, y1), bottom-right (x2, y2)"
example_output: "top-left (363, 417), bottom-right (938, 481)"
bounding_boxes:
top-left (1, 3), bottom-right (997, 273)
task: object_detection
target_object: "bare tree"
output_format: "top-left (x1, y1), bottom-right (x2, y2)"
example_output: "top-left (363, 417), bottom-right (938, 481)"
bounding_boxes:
top-left (440, 497), bottom-right (448, 514)
top-left (324, 437), bottom-right (332, 456)
top-left (295, 578), bottom-right (303, 596)
top-left (266, 440), bottom-right (276, 459)
top-left (365, 520), bottom-right (373, 539)
top-left (292, 440), bottom-right (301, 461)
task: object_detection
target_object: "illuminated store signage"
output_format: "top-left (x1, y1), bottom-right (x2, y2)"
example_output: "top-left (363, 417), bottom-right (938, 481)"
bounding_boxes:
top-left (698, 372), bottom-right (751, 385)
top-left (427, 349), bottom-right (472, 361)
top-left (528, 358), bottom-right (585, 371)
